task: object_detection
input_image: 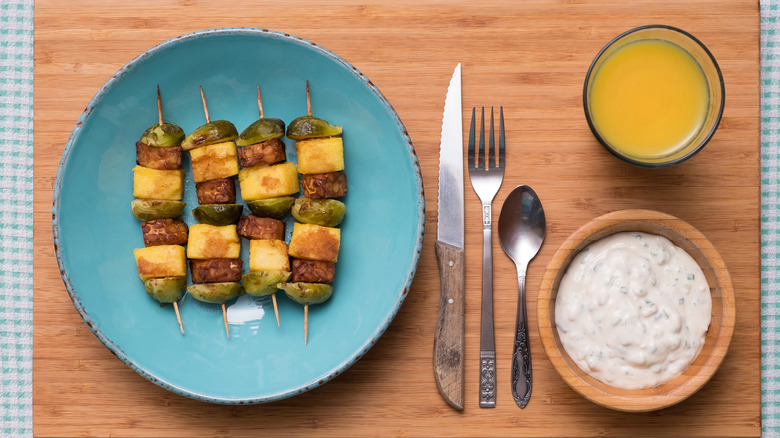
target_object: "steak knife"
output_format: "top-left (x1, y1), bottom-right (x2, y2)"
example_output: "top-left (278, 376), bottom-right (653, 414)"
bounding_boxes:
top-left (433, 63), bottom-right (465, 411)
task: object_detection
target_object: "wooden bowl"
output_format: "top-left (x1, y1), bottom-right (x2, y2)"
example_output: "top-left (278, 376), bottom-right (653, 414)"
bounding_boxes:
top-left (537, 209), bottom-right (736, 412)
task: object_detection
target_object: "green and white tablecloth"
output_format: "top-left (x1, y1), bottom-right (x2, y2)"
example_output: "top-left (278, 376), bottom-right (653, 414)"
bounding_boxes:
top-left (763, 2), bottom-right (780, 436)
top-left (1, 2), bottom-right (780, 437)
top-left (0, 0), bottom-right (33, 437)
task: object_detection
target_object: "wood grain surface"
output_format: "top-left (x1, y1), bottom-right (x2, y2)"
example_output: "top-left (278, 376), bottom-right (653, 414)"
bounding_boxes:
top-left (33, 0), bottom-right (761, 436)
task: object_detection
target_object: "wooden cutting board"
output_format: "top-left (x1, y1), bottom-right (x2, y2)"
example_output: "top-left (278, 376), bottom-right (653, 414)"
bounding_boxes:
top-left (32, 0), bottom-right (761, 436)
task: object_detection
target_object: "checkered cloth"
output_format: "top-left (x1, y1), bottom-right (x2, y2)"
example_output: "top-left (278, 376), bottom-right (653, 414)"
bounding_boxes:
top-left (763, 2), bottom-right (780, 436)
top-left (0, 0), bottom-right (33, 437)
top-left (0, 2), bottom-right (779, 438)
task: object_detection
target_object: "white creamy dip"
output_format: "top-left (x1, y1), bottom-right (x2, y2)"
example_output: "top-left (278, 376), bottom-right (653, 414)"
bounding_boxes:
top-left (555, 231), bottom-right (711, 389)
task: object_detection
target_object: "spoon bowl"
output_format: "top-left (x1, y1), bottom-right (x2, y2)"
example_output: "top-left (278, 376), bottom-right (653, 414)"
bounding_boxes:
top-left (499, 187), bottom-right (546, 267)
top-left (498, 185), bottom-right (546, 408)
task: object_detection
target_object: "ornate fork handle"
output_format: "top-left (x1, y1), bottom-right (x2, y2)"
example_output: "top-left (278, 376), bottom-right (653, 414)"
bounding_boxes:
top-left (479, 202), bottom-right (496, 408)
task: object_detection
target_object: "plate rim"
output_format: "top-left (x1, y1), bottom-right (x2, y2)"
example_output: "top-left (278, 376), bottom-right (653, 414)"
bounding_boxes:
top-left (51, 27), bottom-right (426, 404)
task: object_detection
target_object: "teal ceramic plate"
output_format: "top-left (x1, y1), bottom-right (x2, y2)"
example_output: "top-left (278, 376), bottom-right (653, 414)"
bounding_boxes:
top-left (53, 28), bottom-right (425, 404)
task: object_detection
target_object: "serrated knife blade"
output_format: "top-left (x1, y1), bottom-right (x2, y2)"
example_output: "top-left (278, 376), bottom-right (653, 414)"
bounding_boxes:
top-left (433, 63), bottom-right (465, 411)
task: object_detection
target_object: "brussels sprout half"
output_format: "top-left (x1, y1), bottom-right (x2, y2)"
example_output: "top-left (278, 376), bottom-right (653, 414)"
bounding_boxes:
top-left (278, 282), bottom-right (333, 306)
top-left (290, 198), bottom-right (346, 227)
top-left (144, 276), bottom-right (186, 303)
top-left (237, 118), bottom-right (285, 146)
top-left (246, 197), bottom-right (295, 219)
top-left (187, 282), bottom-right (243, 304)
top-left (286, 116), bottom-right (342, 140)
top-left (131, 199), bottom-right (186, 221)
top-left (182, 120), bottom-right (238, 151)
top-left (242, 270), bottom-right (291, 296)
top-left (192, 204), bottom-right (243, 226)
top-left (140, 123), bottom-right (185, 147)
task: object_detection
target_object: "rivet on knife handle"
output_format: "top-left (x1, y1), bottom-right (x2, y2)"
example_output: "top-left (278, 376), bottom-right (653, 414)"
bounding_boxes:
top-left (433, 240), bottom-right (465, 411)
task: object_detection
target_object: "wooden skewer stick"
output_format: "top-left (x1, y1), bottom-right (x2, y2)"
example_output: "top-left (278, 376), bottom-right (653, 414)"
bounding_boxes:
top-left (222, 303), bottom-right (230, 339)
top-left (256, 84), bottom-right (264, 119)
top-left (271, 294), bottom-right (280, 327)
top-left (302, 80), bottom-right (313, 344)
top-left (306, 80), bottom-right (312, 116)
top-left (255, 83), bottom-right (282, 327)
top-left (200, 86), bottom-right (211, 123)
top-left (156, 85), bottom-right (164, 126)
top-left (198, 85), bottom-right (229, 338)
top-left (173, 301), bottom-right (184, 334)
top-left (156, 85), bottom-right (184, 335)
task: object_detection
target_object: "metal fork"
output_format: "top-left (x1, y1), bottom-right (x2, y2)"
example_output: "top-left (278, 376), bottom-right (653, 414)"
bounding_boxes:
top-left (468, 106), bottom-right (505, 408)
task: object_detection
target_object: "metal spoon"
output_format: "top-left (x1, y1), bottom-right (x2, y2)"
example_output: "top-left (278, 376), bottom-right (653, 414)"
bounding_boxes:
top-left (498, 185), bottom-right (546, 409)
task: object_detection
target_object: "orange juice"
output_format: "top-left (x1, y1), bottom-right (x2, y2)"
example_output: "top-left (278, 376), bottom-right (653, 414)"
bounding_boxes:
top-left (588, 39), bottom-right (709, 159)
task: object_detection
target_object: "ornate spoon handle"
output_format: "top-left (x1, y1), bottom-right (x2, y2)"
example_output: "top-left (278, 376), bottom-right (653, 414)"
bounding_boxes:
top-left (511, 269), bottom-right (532, 408)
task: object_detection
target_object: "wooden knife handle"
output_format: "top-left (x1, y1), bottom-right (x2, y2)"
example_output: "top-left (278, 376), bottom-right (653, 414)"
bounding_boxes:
top-left (433, 240), bottom-right (465, 411)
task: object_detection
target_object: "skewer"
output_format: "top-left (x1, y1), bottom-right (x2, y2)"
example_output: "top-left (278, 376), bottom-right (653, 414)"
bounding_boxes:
top-left (173, 302), bottom-right (184, 334)
top-left (198, 85), bottom-right (230, 339)
top-left (156, 85), bottom-right (164, 126)
top-left (306, 80), bottom-right (312, 116)
top-left (256, 84), bottom-right (264, 119)
top-left (222, 303), bottom-right (230, 339)
top-left (304, 305), bottom-right (309, 345)
top-left (272, 294), bottom-right (280, 327)
top-left (156, 84), bottom-right (185, 335)
top-left (254, 83), bottom-right (282, 328)
top-left (200, 86), bottom-right (211, 123)
top-left (304, 80), bottom-right (311, 342)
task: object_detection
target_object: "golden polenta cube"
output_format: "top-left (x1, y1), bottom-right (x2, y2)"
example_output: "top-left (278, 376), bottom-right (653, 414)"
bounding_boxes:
top-left (249, 239), bottom-right (290, 272)
top-left (288, 222), bottom-right (340, 263)
top-left (187, 224), bottom-right (241, 259)
top-left (134, 244), bottom-right (187, 280)
top-left (132, 166), bottom-right (184, 200)
top-left (189, 141), bottom-right (240, 183)
top-left (295, 137), bottom-right (344, 174)
top-left (238, 161), bottom-right (299, 201)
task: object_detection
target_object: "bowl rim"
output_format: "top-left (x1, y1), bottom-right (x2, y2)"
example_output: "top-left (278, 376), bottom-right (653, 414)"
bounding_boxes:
top-left (537, 209), bottom-right (736, 412)
top-left (582, 24), bottom-right (726, 168)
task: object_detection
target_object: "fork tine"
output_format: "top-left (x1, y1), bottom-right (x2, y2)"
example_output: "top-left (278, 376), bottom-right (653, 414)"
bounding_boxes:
top-left (498, 106), bottom-right (505, 168)
top-left (479, 107), bottom-right (486, 170)
top-left (468, 107), bottom-right (476, 169)
top-left (489, 107), bottom-right (495, 169)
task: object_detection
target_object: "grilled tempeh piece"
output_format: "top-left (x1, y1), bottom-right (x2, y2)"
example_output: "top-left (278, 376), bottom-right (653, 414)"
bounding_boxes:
top-left (301, 172), bottom-right (347, 199)
top-left (237, 215), bottom-right (284, 241)
top-left (291, 259), bottom-right (335, 284)
top-left (189, 258), bottom-right (243, 283)
top-left (196, 178), bottom-right (236, 204)
top-left (141, 218), bottom-right (189, 247)
top-left (135, 141), bottom-right (182, 170)
top-left (237, 137), bottom-right (286, 168)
